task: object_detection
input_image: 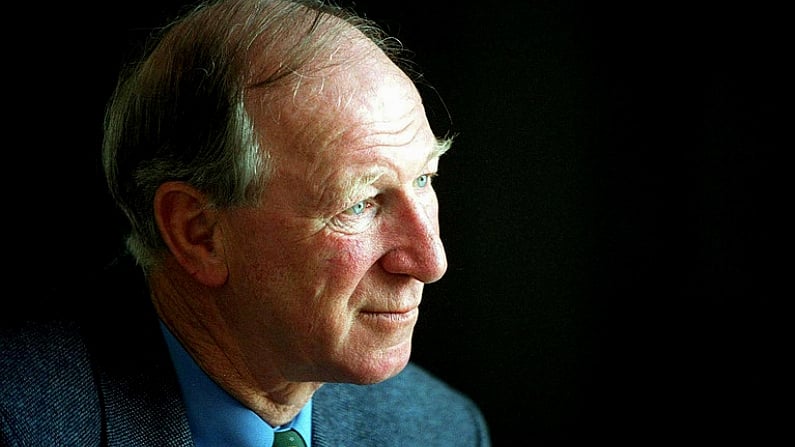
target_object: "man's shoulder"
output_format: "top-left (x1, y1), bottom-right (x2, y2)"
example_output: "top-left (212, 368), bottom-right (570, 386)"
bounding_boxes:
top-left (0, 318), bottom-right (90, 364)
top-left (0, 318), bottom-right (103, 446)
top-left (0, 318), bottom-right (97, 399)
top-left (379, 362), bottom-right (475, 403)
top-left (313, 363), bottom-right (490, 445)
top-left (316, 362), bottom-right (468, 405)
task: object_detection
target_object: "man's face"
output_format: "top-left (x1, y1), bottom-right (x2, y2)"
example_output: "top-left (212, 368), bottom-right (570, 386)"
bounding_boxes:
top-left (217, 40), bottom-right (448, 385)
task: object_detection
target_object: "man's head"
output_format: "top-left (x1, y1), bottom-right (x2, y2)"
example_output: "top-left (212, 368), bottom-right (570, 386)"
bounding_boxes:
top-left (103, 0), bottom-right (451, 386)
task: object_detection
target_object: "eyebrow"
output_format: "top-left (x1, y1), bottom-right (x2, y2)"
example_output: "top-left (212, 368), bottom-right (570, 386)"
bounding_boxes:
top-left (431, 135), bottom-right (453, 161)
top-left (338, 168), bottom-right (385, 206)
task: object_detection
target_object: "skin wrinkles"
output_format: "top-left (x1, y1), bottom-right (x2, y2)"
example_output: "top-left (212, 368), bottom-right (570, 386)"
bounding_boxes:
top-left (258, 79), bottom-right (442, 220)
top-left (278, 64), bottom-right (451, 216)
top-left (169, 20), bottom-right (448, 426)
top-left (317, 129), bottom-right (448, 225)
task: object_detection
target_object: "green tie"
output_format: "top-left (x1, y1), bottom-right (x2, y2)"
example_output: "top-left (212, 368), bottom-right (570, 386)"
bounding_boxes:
top-left (273, 429), bottom-right (307, 447)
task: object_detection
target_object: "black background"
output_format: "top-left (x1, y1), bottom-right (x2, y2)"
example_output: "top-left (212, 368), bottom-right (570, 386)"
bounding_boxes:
top-left (11, 0), bottom-right (788, 444)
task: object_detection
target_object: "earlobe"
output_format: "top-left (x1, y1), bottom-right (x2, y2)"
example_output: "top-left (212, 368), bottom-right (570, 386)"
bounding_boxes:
top-left (154, 182), bottom-right (229, 287)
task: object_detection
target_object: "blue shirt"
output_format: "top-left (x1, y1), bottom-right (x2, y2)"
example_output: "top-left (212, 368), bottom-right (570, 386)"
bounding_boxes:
top-left (160, 323), bottom-right (312, 447)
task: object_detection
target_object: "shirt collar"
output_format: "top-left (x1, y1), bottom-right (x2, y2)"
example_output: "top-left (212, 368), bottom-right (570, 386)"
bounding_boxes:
top-left (160, 322), bottom-right (312, 447)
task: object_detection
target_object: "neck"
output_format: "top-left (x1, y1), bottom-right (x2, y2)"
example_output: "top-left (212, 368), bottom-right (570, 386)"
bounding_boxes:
top-left (148, 264), bottom-right (323, 426)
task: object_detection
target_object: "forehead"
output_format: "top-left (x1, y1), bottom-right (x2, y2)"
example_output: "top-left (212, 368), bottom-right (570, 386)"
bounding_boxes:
top-left (246, 36), bottom-right (441, 214)
top-left (245, 24), bottom-right (430, 164)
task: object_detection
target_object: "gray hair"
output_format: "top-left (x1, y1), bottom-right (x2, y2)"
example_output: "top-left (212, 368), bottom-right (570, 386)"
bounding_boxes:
top-left (102, 0), bottom-right (408, 272)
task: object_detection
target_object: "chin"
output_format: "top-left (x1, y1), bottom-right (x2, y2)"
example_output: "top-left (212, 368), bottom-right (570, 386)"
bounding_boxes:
top-left (338, 340), bottom-right (413, 385)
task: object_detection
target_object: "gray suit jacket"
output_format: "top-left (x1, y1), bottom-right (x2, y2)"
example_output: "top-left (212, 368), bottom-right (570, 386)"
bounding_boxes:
top-left (1, 259), bottom-right (490, 446)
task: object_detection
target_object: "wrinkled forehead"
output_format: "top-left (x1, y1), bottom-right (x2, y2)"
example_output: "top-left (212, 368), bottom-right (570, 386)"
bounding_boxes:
top-left (243, 15), bottom-right (423, 157)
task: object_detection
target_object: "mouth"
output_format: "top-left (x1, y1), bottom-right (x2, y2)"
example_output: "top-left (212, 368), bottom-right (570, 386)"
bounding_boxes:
top-left (360, 307), bottom-right (419, 327)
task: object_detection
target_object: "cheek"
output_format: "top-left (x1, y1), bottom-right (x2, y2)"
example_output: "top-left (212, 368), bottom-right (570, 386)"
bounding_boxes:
top-left (319, 236), bottom-right (382, 285)
top-left (300, 237), bottom-right (383, 340)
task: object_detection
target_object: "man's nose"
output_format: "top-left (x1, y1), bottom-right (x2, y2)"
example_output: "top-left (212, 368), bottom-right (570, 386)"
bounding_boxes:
top-left (380, 192), bottom-right (447, 283)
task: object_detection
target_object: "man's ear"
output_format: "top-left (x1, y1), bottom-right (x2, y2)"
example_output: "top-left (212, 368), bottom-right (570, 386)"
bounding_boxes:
top-left (154, 181), bottom-right (229, 287)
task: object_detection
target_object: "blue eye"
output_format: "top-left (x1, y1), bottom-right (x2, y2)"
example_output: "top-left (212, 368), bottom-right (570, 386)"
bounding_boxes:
top-left (348, 200), bottom-right (368, 215)
top-left (416, 174), bottom-right (430, 188)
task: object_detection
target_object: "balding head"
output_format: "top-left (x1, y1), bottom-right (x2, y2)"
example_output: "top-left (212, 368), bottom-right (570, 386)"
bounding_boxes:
top-left (103, 0), bottom-right (412, 271)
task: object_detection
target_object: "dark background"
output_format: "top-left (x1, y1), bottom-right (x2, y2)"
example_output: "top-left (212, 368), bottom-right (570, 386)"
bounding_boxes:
top-left (12, 0), bottom-right (787, 444)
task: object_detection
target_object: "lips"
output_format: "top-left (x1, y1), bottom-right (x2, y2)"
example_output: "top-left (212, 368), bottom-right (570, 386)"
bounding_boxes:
top-left (360, 307), bottom-right (419, 326)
